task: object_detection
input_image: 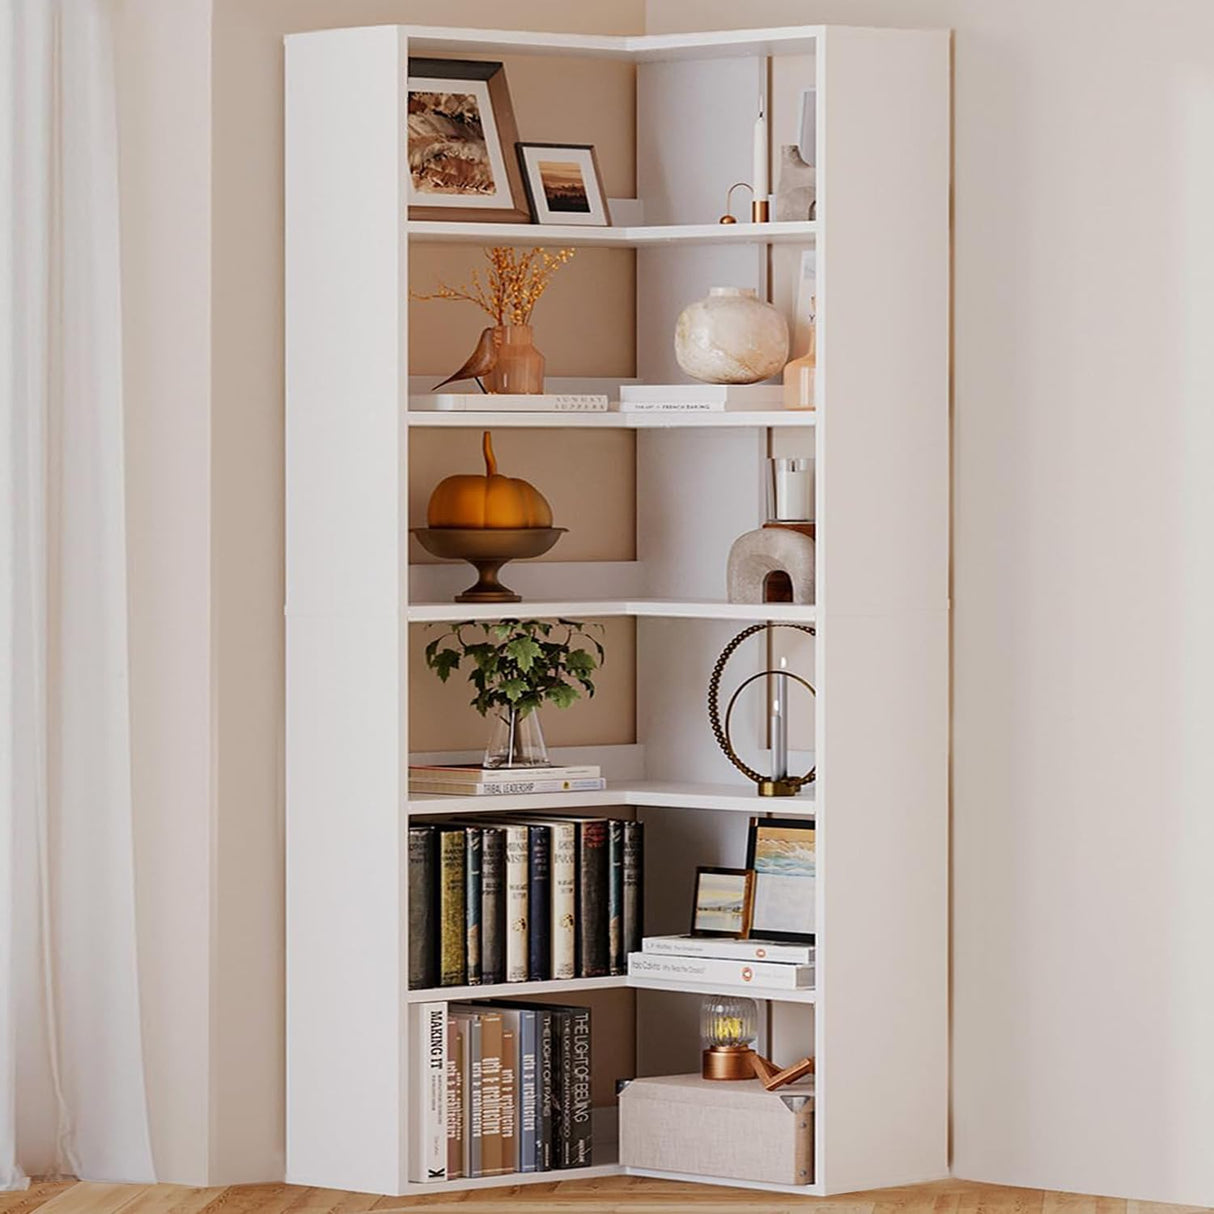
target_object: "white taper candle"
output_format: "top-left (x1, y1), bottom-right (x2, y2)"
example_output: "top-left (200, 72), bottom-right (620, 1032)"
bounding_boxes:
top-left (772, 656), bottom-right (789, 780)
top-left (753, 95), bottom-right (769, 204)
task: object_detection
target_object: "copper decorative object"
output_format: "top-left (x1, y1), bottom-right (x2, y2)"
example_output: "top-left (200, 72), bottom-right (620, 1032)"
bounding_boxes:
top-left (719, 181), bottom-right (754, 224)
top-left (701, 995), bottom-right (760, 1081)
top-left (750, 1053), bottom-right (815, 1091)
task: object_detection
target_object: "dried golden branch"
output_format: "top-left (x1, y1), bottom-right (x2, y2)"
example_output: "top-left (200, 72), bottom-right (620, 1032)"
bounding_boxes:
top-left (411, 246), bottom-right (576, 327)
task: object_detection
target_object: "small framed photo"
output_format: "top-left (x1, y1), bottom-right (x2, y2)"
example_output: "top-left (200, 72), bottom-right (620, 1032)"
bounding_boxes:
top-left (690, 867), bottom-right (755, 938)
top-left (516, 142), bottom-right (611, 226)
top-left (406, 58), bottom-right (529, 223)
top-left (746, 818), bottom-right (816, 944)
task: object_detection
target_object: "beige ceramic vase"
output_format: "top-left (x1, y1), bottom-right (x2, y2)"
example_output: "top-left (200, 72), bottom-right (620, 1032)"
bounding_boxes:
top-left (674, 287), bottom-right (790, 385)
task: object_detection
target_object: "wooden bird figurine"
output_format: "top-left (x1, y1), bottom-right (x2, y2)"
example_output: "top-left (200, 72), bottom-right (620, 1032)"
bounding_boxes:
top-left (433, 327), bottom-right (498, 392)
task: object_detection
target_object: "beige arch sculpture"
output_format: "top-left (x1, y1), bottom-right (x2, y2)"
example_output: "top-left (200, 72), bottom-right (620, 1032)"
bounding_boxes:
top-left (726, 527), bottom-right (816, 604)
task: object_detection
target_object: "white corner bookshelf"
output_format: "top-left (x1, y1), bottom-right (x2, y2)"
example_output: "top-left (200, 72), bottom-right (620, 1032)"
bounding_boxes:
top-left (286, 20), bottom-right (949, 1199)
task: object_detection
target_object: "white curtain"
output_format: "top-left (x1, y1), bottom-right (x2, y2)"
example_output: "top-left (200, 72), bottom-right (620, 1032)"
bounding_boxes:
top-left (2, 0), bottom-right (155, 1188)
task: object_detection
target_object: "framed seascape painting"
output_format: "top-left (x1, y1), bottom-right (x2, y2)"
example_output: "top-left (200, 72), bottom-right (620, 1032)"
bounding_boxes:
top-left (691, 867), bottom-right (754, 938)
top-left (516, 143), bottom-right (611, 226)
top-left (745, 818), bottom-right (815, 943)
top-left (406, 58), bottom-right (530, 222)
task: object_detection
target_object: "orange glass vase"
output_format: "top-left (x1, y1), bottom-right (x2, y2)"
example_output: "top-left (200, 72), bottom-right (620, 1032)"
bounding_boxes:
top-left (782, 319), bottom-right (816, 410)
top-left (484, 324), bottom-right (545, 394)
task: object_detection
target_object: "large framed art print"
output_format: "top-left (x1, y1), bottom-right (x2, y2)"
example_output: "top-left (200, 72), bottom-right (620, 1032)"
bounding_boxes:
top-left (406, 58), bottom-right (530, 222)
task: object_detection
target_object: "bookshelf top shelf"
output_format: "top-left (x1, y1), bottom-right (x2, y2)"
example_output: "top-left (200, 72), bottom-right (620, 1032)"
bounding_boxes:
top-left (390, 25), bottom-right (821, 62)
top-left (406, 221), bottom-right (816, 249)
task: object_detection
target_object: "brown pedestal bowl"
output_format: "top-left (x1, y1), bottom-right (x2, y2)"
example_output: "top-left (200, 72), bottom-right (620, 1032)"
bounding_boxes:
top-left (411, 527), bottom-right (566, 603)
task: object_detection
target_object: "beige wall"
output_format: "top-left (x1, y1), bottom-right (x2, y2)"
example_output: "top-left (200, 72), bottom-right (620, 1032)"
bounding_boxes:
top-left (650, 0), bottom-right (1214, 1203)
top-left (116, 0), bottom-right (214, 1186)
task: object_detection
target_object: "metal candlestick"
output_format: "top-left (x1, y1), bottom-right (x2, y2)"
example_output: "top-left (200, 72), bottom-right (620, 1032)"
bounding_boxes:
top-left (708, 622), bottom-right (815, 797)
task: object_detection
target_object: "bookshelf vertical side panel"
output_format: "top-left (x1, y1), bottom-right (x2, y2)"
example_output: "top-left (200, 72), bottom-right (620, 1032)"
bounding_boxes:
top-left (815, 26), bottom-right (950, 1194)
top-left (286, 26), bottom-right (407, 1193)
top-left (816, 610), bottom-right (948, 1192)
top-left (815, 26), bottom-right (950, 618)
top-left (285, 25), bottom-right (406, 618)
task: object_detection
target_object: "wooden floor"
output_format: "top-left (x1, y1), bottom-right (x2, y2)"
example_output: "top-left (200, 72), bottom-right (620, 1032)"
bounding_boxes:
top-left (2, 1178), bottom-right (1209, 1214)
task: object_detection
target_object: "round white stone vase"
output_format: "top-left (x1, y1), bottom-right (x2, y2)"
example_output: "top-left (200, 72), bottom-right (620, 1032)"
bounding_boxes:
top-left (674, 286), bottom-right (790, 385)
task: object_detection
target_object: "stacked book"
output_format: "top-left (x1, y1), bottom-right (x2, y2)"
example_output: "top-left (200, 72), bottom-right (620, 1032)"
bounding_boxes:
top-left (409, 764), bottom-right (606, 797)
top-left (409, 817), bottom-right (644, 989)
top-left (412, 1000), bottom-right (593, 1183)
top-left (410, 393), bottom-right (609, 413)
top-left (628, 935), bottom-right (815, 990)
top-left (617, 384), bottom-right (785, 413)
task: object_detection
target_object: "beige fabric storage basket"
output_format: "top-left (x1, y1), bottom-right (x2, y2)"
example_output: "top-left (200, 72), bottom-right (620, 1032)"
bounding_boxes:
top-left (619, 1073), bottom-right (814, 1186)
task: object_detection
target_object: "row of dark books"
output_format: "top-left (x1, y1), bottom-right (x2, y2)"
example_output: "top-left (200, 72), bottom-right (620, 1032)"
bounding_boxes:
top-left (412, 1000), bottom-right (592, 1182)
top-left (408, 818), bottom-right (644, 989)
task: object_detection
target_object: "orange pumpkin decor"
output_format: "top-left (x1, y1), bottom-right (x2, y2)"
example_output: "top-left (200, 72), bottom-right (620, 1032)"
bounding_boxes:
top-left (427, 431), bottom-right (554, 530)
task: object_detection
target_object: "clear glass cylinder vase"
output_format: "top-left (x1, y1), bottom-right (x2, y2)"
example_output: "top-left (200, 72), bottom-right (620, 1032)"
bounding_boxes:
top-left (483, 706), bottom-right (550, 769)
top-left (483, 324), bottom-right (545, 394)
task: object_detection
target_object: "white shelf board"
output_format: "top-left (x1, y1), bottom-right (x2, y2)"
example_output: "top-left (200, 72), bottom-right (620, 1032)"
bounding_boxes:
top-left (407, 974), bottom-right (625, 1003)
top-left (406, 220), bottom-right (816, 249)
top-left (401, 1156), bottom-right (622, 1195)
top-left (408, 781), bottom-right (816, 817)
top-left (407, 599), bottom-right (816, 624)
top-left (624, 1166), bottom-right (820, 1196)
top-left (406, 408), bottom-right (816, 429)
top-left (400, 24), bottom-right (820, 62)
top-left (626, 975), bottom-right (816, 1004)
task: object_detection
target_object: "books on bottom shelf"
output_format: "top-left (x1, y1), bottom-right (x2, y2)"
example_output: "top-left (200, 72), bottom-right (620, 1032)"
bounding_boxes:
top-left (408, 817), bottom-right (644, 990)
top-left (409, 764), bottom-right (605, 797)
top-left (410, 999), bottom-right (593, 1183)
top-left (627, 951), bottom-right (814, 990)
top-left (642, 934), bottom-right (815, 965)
top-left (617, 384), bottom-right (785, 413)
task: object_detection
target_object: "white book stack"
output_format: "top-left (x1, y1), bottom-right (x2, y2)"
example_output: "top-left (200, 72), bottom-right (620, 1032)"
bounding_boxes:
top-left (642, 934), bottom-right (814, 965)
top-left (628, 952), bottom-right (814, 990)
top-left (411, 393), bottom-right (609, 412)
top-left (409, 764), bottom-right (605, 797)
top-left (617, 384), bottom-right (785, 413)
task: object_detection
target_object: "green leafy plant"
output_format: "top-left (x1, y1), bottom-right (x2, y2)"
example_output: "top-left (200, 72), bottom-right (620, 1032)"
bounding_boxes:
top-left (424, 619), bottom-right (605, 719)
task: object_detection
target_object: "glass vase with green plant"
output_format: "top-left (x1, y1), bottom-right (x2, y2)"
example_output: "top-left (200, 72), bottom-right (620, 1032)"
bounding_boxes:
top-left (424, 619), bottom-right (605, 768)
